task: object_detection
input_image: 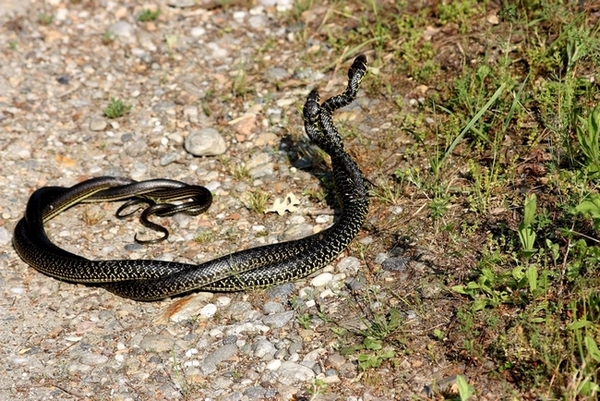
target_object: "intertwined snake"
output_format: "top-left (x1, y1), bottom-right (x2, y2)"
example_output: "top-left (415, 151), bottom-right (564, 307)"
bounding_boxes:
top-left (12, 56), bottom-right (369, 301)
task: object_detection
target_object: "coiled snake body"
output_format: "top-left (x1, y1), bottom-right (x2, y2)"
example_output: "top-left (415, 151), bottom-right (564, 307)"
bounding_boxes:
top-left (13, 56), bottom-right (369, 301)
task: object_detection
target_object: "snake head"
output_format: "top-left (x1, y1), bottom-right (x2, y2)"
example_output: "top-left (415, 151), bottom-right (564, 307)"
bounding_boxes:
top-left (349, 55), bottom-right (367, 79)
top-left (303, 89), bottom-right (321, 124)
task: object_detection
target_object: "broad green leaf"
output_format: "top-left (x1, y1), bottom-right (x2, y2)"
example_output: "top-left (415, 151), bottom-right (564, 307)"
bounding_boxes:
top-left (526, 265), bottom-right (538, 292)
top-left (456, 374), bottom-right (475, 401)
top-left (570, 320), bottom-right (592, 330)
top-left (473, 298), bottom-right (488, 311)
top-left (585, 336), bottom-right (600, 362)
top-left (523, 193), bottom-right (537, 227)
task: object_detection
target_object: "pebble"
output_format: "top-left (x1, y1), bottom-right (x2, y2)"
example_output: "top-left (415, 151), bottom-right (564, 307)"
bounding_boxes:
top-left (375, 252), bottom-right (389, 264)
top-left (246, 152), bottom-right (270, 169)
top-left (139, 334), bottom-right (174, 352)
top-left (326, 353), bottom-right (346, 369)
top-left (248, 15), bottom-right (269, 30)
top-left (381, 257), bottom-right (410, 272)
top-left (185, 128), bottom-right (227, 156)
top-left (216, 296), bottom-right (231, 306)
top-left (79, 352), bottom-right (109, 365)
top-left (222, 335), bottom-right (237, 345)
top-left (167, 0), bottom-right (196, 7)
top-left (225, 322), bottom-right (270, 336)
top-left (288, 342), bottom-right (303, 355)
top-left (109, 21), bottom-right (135, 42)
top-left (337, 256), bottom-right (361, 273)
top-left (311, 272), bottom-right (333, 287)
top-left (228, 301), bottom-right (254, 321)
top-left (346, 277), bottom-right (366, 291)
top-left (124, 139), bottom-right (148, 157)
top-left (0, 0), bottom-right (31, 16)
top-left (244, 386), bottom-right (267, 400)
top-left (315, 214), bottom-right (332, 224)
top-left (423, 375), bottom-right (459, 398)
top-left (199, 303), bottom-right (218, 318)
top-left (152, 101), bottom-right (176, 114)
top-left (391, 206), bottom-right (404, 215)
top-left (262, 310), bottom-right (295, 328)
top-left (282, 223), bottom-right (313, 241)
top-left (190, 27), bottom-right (206, 38)
top-left (263, 301), bottom-right (285, 314)
top-left (201, 344), bottom-right (238, 374)
top-left (254, 132), bottom-right (278, 146)
top-left (258, 0), bottom-right (294, 11)
top-left (89, 118), bottom-right (107, 131)
top-left (277, 361), bottom-right (315, 385)
top-left (267, 283), bottom-right (295, 300)
top-left (252, 338), bottom-right (276, 359)
top-left (159, 153), bottom-right (178, 166)
top-left (266, 67), bottom-right (290, 81)
top-left (246, 153), bottom-right (274, 178)
top-left (274, 348), bottom-right (288, 360)
top-left (266, 359), bottom-right (281, 371)
top-left (183, 105), bottom-right (199, 123)
top-left (5, 141), bottom-right (31, 160)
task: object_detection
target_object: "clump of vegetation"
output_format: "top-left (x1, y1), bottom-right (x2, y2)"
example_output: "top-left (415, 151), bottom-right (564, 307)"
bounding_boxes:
top-left (138, 9), bottom-right (160, 22)
top-left (103, 98), bottom-right (131, 119)
top-left (38, 13), bottom-right (54, 25)
top-left (246, 191), bottom-right (269, 214)
top-left (102, 30), bottom-right (116, 45)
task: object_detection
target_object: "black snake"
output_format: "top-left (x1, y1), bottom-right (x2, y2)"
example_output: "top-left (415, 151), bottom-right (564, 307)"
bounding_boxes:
top-left (12, 55), bottom-right (369, 301)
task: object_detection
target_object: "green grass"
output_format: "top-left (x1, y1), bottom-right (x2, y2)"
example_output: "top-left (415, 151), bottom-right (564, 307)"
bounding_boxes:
top-left (138, 9), bottom-right (160, 22)
top-left (103, 98), bottom-right (131, 119)
top-left (102, 30), bottom-right (116, 45)
top-left (246, 191), bottom-right (269, 214)
top-left (290, 0), bottom-right (600, 397)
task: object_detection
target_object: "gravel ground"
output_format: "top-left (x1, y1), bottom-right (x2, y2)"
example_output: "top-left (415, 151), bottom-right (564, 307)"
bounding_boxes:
top-left (0, 1), bottom-right (462, 400)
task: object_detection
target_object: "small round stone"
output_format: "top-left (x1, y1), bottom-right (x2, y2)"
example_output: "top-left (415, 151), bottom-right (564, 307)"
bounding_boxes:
top-left (184, 128), bottom-right (227, 156)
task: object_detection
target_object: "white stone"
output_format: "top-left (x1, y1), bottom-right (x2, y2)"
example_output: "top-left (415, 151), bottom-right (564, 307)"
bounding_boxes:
top-left (266, 359), bottom-right (282, 371)
top-left (310, 272), bottom-right (333, 287)
top-left (200, 304), bottom-right (217, 318)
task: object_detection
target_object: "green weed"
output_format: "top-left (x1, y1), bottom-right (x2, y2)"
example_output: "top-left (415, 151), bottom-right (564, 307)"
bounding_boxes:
top-left (297, 313), bottom-right (312, 330)
top-left (138, 9), bottom-right (160, 22)
top-left (340, 307), bottom-right (402, 371)
top-left (102, 30), bottom-right (116, 45)
top-left (456, 374), bottom-right (475, 401)
top-left (38, 13), bottom-right (53, 25)
top-left (103, 98), bottom-right (131, 119)
top-left (576, 104), bottom-right (600, 177)
top-left (246, 191), bottom-right (269, 214)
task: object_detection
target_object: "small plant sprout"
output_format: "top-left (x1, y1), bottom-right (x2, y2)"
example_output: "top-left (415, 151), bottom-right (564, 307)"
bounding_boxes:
top-left (577, 104), bottom-right (600, 177)
top-left (138, 9), bottom-right (160, 22)
top-left (518, 193), bottom-right (537, 260)
top-left (104, 98), bottom-right (131, 119)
